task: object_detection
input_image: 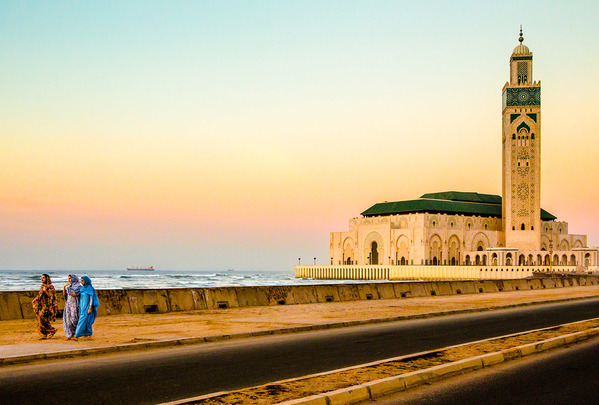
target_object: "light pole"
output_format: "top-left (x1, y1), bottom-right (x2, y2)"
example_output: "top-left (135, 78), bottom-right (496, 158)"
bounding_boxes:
top-left (313, 257), bottom-right (316, 265)
top-left (298, 257), bottom-right (301, 266)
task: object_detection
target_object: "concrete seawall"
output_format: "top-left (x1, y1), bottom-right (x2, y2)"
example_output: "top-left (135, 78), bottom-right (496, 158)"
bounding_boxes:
top-left (1, 276), bottom-right (598, 321)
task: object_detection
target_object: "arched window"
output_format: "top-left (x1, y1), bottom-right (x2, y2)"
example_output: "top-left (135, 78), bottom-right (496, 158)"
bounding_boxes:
top-left (521, 224), bottom-right (525, 230)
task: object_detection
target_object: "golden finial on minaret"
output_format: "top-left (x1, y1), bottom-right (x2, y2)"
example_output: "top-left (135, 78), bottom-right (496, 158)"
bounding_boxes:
top-left (519, 25), bottom-right (524, 43)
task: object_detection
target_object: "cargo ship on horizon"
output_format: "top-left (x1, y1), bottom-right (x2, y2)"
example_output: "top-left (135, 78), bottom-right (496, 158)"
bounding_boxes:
top-left (126, 266), bottom-right (154, 271)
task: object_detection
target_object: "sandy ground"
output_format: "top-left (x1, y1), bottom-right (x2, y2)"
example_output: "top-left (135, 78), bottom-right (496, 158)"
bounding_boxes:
top-left (1, 285), bottom-right (598, 357)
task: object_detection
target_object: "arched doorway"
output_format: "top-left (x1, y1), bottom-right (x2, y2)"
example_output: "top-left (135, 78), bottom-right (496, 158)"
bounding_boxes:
top-left (370, 241), bottom-right (379, 265)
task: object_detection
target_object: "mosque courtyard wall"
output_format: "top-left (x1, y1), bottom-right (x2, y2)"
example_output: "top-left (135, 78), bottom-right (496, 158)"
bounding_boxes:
top-left (330, 212), bottom-right (594, 268)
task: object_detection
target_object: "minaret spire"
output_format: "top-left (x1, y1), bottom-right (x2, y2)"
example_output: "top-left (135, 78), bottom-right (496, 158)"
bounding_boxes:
top-left (519, 25), bottom-right (524, 43)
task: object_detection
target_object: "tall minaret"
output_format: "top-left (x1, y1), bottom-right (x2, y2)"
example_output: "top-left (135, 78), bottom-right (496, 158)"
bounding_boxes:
top-left (502, 27), bottom-right (541, 251)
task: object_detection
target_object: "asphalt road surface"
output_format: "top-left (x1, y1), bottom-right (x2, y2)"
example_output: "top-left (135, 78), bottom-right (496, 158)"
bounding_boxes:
top-left (367, 337), bottom-right (599, 404)
top-left (1, 298), bottom-right (598, 405)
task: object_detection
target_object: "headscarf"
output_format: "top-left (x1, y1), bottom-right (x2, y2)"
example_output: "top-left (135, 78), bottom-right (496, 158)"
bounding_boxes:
top-left (80, 276), bottom-right (100, 308)
top-left (66, 274), bottom-right (82, 295)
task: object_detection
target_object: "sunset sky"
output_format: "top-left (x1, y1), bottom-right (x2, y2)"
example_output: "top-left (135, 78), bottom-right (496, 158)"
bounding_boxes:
top-left (1, 1), bottom-right (598, 271)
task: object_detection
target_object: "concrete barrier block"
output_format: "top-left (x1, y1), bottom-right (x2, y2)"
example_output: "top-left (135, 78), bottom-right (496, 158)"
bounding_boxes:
top-left (290, 286), bottom-right (319, 305)
top-left (17, 291), bottom-right (38, 319)
top-left (409, 282), bottom-right (428, 297)
top-left (189, 289), bottom-right (208, 310)
top-left (422, 282), bottom-right (439, 297)
top-left (355, 284), bottom-right (379, 300)
top-left (473, 281), bottom-right (486, 293)
top-left (449, 281), bottom-right (468, 295)
top-left (529, 279), bottom-right (544, 290)
top-left (0, 293), bottom-right (24, 320)
top-left (512, 279), bottom-right (528, 291)
top-left (97, 290), bottom-right (131, 316)
top-left (461, 281), bottom-right (479, 294)
top-left (263, 286), bottom-right (294, 306)
top-left (234, 287), bottom-right (269, 307)
top-left (436, 281), bottom-right (453, 296)
top-left (392, 283), bottom-right (413, 298)
top-left (483, 281), bottom-right (500, 293)
top-left (501, 280), bottom-right (515, 291)
top-left (375, 283), bottom-right (396, 299)
top-left (204, 287), bottom-right (240, 309)
top-left (314, 285), bottom-right (341, 303)
top-left (166, 289), bottom-right (196, 312)
top-left (143, 290), bottom-right (170, 313)
top-left (365, 375), bottom-right (406, 397)
top-left (126, 290), bottom-right (147, 314)
top-left (336, 284), bottom-right (361, 301)
top-left (326, 385), bottom-right (370, 405)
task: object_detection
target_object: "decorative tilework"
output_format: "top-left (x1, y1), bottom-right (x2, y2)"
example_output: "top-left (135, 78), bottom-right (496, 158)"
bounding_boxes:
top-left (504, 87), bottom-right (541, 107)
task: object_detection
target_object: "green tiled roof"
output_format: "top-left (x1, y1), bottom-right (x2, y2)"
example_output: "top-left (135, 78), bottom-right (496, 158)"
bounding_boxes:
top-left (419, 191), bottom-right (502, 205)
top-left (361, 191), bottom-right (557, 221)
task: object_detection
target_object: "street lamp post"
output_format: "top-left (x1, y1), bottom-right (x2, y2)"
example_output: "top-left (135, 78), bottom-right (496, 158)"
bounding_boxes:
top-left (313, 257), bottom-right (316, 265)
top-left (298, 258), bottom-right (301, 266)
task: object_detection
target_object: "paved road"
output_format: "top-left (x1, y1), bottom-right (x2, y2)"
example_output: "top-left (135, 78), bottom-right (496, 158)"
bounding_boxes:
top-left (1, 298), bottom-right (598, 405)
top-left (368, 337), bottom-right (599, 404)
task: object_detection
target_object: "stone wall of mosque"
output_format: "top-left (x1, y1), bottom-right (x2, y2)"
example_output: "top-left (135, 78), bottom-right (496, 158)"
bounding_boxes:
top-left (331, 213), bottom-right (592, 267)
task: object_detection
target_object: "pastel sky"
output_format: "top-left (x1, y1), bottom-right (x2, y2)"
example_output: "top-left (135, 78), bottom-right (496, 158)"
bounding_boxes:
top-left (1, 1), bottom-right (598, 271)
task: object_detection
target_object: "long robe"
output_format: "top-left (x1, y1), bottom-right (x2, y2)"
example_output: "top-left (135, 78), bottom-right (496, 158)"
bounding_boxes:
top-left (75, 276), bottom-right (100, 338)
top-left (63, 274), bottom-right (81, 338)
top-left (32, 275), bottom-right (58, 338)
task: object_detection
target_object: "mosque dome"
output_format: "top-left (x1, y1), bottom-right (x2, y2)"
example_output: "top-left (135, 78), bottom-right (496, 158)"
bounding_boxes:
top-left (512, 43), bottom-right (530, 55)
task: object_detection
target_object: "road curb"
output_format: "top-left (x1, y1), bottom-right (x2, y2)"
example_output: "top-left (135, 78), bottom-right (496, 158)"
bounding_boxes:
top-left (1, 294), bottom-right (597, 367)
top-left (273, 327), bottom-right (599, 405)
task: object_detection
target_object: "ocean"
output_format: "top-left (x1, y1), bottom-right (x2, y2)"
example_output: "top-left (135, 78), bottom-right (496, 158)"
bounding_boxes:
top-left (0, 269), bottom-right (384, 291)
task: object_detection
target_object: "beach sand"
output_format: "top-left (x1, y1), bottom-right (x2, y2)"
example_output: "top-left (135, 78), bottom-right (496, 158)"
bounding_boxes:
top-left (1, 285), bottom-right (598, 356)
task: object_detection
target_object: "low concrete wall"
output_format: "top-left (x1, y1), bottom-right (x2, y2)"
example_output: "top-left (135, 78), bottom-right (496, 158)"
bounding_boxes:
top-left (1, 275), bottom-right (598, 321)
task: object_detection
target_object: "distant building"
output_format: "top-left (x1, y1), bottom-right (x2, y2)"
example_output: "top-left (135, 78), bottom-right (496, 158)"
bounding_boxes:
top-left (330, 30), bottom-right (598, 270)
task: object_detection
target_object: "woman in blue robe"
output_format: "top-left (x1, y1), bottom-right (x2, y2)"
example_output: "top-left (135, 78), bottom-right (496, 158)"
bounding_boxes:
top-left (62, 274), bottom-right (81, 339)
top-left (74, 276), bottom-right (100, 339)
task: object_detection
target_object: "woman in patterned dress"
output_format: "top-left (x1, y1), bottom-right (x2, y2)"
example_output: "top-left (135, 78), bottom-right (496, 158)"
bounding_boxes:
top-left (32, 274), bottom-right (58, 339)
top-left (62, 274), bottom-right (81, 340)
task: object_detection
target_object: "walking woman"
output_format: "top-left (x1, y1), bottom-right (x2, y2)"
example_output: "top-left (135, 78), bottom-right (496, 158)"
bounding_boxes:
top-left (74, 276), bottom-right (100, 339)
top-left (63, 274), bottom-right (81, 339)
top-left (32, 274), bottom-right (58, 339)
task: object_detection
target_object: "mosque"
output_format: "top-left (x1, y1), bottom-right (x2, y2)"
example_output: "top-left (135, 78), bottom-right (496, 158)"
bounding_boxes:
top-left (326, 30), bottom-right (598, 274)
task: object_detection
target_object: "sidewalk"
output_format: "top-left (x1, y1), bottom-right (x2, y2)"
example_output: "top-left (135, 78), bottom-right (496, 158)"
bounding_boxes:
top-left (1, 285), bottom-right (599, 360)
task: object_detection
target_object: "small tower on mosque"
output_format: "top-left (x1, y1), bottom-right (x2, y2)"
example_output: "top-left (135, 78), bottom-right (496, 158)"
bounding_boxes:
top-left (501, 27), bottom-right (542, 251)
